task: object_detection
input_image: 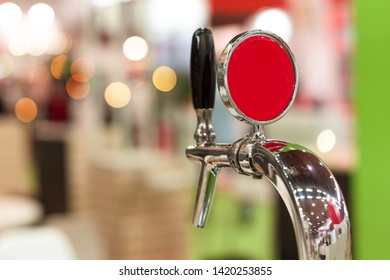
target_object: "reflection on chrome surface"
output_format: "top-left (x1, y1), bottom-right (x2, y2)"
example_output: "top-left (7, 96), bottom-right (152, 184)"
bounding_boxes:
top-left (247, 139), bottom-right (352, 259)
top-left (187, 135), bottom-right (352, 260)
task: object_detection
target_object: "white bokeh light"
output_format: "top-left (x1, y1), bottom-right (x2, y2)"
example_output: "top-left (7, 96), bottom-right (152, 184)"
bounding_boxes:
top-left (104, 82), bottom-right (131, 108)
top-left (252, 8), bottom-right (293, 43)
top-left (47, 32), bottom-right (70, 55)
top-left (0, 2), bottom-right (23, 28)
top-left (28, 32), bottom-right (49, 56)
top-left (317, 129), bottom-right (337, 153)
top-left (28, 3), bottom-right (55, 28)
top-left (9, 33), bottom-right (31, 56)
top-left (143, 0), bottom-right (209, 37)
top-left (123, 36), bottom-right (148, 61)
top-left (90, 0), bottom-right (130, 7)
top-left (0, 53), bottom-right (14, 79)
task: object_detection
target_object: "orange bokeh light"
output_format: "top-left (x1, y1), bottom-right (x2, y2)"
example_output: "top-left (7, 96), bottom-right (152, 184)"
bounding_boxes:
top-left (50, 55), bottom-right (69, 80)
top-left (66, 77), bottom-right (90, 100)
top-left (70, 57), bottom-right (95, 82)
top-left (15, 98), bottom-right (38, 123)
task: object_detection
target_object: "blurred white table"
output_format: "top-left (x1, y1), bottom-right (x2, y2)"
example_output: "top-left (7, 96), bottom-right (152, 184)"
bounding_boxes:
top-left (0, 195), bottom-right (43, 231)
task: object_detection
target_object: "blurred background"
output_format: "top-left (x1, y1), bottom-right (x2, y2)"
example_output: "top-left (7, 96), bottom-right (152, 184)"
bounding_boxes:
top-left (0, 0), bottom-right (386, 260)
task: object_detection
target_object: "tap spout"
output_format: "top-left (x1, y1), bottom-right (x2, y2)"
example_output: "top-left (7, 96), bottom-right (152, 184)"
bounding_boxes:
top-left (186, 144), bottom-right (230, 227)
top-left (239, 139), bottom-right (352, 260)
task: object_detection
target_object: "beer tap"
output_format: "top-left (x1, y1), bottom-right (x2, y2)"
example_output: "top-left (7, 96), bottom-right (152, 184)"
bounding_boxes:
top-left (186, 28), bottom-right (352, 260)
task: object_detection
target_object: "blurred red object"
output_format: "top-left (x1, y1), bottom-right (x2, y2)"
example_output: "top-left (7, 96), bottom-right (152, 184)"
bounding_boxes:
top-left (210, 0), bottom-right (285, 25)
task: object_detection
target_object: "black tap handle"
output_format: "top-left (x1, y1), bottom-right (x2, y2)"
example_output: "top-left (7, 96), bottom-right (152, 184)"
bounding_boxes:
top-left (190, 28), bottom-right (216, 109)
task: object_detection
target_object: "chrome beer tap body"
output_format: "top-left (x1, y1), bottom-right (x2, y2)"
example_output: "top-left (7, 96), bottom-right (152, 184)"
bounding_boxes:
top-left (186, 128), bottom-right (352, 260)
top-left (186, 29), bottom-right (351, 260)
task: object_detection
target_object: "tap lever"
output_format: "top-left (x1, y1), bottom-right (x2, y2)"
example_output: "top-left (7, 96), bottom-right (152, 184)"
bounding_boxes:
top-left (190, 28), bottom-right (217, 145)
top-left (190, 28), bottom-right (216, 110)
top-left (188, 28), bottom-right (219, 227)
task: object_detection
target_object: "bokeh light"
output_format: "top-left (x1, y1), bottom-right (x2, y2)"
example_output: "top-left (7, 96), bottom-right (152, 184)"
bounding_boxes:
top-left (50, 55), bottom-right (69, 80)
top-left (7, 12), bottom-right (61, 57)
top-left (66, 77), bottom-right (90, 100)
top-left (28, 33), bottom-right (49, 56)
top-left (152, 66), bottom-right (177, 92)
top-left (8, 33), bottom-right (31, 56)
top-left (91, 0), bottom-right (120, 8)
top-left (27, 3), bottom-right (55, 28)
top-left (143, 0), bottom-right (209, 37)
top-left (317, 129), bottom-right (336, 153)
top-left (0, 53), bottom-right (14, 79)
top-left (15, 98), bottom-right (38, 123)
top-left (0, 2), bottom-right (23, 28)
top-left (252, 8), bottom-right (293, 43)
top-left (123, 36), bottom-right (148, 61)
top-left (48, 32), bottom-right (72, 55)
top-left (71, 57), bottom-right (95, 82)
top-left (104, 82), bottom-right (131, 108)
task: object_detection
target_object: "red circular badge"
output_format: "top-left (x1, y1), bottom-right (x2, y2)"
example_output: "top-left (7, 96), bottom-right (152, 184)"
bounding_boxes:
top-left (219, 31), bottom-right (297, 124)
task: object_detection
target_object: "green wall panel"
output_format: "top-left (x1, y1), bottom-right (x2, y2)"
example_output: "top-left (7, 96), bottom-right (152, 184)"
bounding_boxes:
top-left (354, 0), bottom-right (390, 259)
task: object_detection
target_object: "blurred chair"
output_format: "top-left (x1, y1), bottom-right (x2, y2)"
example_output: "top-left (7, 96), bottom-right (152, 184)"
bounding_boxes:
top-left (0, 226), bottom-right (77, 259)
top-left (0, 117), bottom-right (33, 195)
